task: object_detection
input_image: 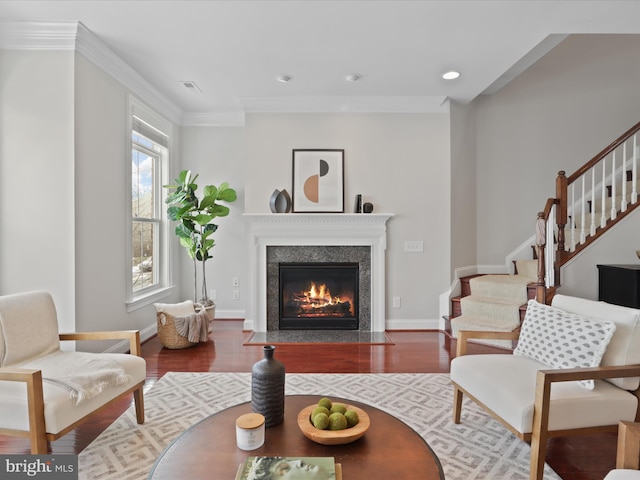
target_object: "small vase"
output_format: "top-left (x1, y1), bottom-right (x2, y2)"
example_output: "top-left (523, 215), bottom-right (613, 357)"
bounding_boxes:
top-left (251, 345), bottom-right (285, 427)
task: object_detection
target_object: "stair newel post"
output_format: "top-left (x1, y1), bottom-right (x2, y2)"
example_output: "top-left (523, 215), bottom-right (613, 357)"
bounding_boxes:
top-left (535, 212), bottom-right (547, 304)
top-left (555, 171), bottom-right (568, 264)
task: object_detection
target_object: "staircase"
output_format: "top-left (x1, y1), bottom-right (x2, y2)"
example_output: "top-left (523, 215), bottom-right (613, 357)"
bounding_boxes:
top-left (448, 260), bottom-right (537, 348)
top-left (537, 120), bottom-right (640, 301)
top-left (447, 120), bottom-right (640, 346)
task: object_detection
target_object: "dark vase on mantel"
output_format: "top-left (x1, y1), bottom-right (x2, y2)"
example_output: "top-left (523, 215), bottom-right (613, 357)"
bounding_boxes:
top-left (251, 345), bottom-right (285, 427)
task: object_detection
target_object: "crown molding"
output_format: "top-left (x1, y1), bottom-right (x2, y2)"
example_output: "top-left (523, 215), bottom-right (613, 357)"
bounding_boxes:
top-left (0, 21), bottom-right (77, 50)
top-left (181, 110), bottom-right (246, 127)
top-left (0, 21), bottom-right (183, 124)
top-left (240, 96), bottom-right (450, 114)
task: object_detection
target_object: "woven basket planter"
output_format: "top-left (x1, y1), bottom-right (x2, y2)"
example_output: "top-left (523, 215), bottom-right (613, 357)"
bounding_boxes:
top-left (156, 312), bottom-right (198, 349)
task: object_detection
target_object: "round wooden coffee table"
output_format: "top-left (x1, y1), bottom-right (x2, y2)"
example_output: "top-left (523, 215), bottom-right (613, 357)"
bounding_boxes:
top-left (148, 395), bottom-right (444, 480)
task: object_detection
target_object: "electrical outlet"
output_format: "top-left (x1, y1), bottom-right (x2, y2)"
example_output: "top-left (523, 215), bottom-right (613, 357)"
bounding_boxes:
top-left (209, 289), bottom-right (217, 301)
top-left (233, 290), bottom-right (239, 301)
top-left (393, 296), bottom-right (401, 308)
top-left (404, 240), bottom-right (424, 253)
top-left (232, 276), bottom-right (239, 287)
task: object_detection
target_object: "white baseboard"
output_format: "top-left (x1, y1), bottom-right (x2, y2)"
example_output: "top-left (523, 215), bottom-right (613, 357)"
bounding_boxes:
top-left (216, 309), bottom-right (246, 319)
top-left (386, 318), bottom-right (440, 330)
top-left (104, 322), bottom-right (157, 354)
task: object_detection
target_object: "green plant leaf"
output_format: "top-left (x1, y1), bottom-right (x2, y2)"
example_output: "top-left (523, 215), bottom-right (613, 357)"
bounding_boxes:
top-left (207, 204), bottom-right (230, 217)
top-left (217, 187), bottom-right (237, 202)
top-left (179, 236), bottom-right (194, 249)
top-left (181, 218), bottom-right (195, 232)
top-left (203, 185), bottom-right (218, 198)
top-left (175, 224), bottom-right (192, 238)
top-left (194, 213), bottom-right (213, 225)
top-left (199, 195), bottom-right (217, 210)
top-left (202, 224), bottom-right (218, 235)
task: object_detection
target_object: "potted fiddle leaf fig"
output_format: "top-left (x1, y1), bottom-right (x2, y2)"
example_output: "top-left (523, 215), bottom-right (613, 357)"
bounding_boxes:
top-left (164, 170), bottom-right (237, 319)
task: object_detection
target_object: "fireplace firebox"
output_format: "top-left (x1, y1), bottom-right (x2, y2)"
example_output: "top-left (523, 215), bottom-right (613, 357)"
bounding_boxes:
top-left (279, 263), bottom-right (359, 330)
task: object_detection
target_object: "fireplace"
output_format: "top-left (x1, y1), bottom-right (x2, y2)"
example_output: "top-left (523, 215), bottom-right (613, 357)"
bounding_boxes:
top-left (279, 263), bottom-right (359, 330)
top-left (244, 213), bottom-right (393, 333)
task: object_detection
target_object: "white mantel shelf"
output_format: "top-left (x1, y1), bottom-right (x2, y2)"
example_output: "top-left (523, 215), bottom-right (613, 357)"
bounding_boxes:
top-left (244, 213), bottom-right (394, 333)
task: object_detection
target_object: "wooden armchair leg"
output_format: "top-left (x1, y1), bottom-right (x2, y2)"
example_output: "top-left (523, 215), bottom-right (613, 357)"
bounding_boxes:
top-left (529, 370), bottom-right (551, 480)
top-left (133, 386), bottom-right (145, 424)
top-left (529, 432), bottom-right (547, 480)
top-left (26, 371), bottom-right (48, 454)
top-left (453, 385), bottom-right (464, 424)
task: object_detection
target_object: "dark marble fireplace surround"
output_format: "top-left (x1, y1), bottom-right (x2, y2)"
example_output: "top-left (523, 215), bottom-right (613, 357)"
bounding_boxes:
top-left (266, 245), bottom-right (371, 332)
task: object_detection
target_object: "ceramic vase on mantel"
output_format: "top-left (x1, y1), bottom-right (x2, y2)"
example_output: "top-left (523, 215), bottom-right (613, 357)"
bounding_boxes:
top-left (251, 345), bottom-right (285, 427)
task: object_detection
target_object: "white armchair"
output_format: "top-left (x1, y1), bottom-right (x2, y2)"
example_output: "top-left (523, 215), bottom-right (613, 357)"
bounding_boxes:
top-left (0, 291), bottom-right (146, 453)
top-left (451, 294), bottom-right (640, 480)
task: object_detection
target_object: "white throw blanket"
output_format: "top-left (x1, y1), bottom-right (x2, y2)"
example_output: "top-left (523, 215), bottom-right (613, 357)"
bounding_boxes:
top-left (18, 351), bottom-right (131, 405)
top-left (173, 311), bottom-right (209, 343)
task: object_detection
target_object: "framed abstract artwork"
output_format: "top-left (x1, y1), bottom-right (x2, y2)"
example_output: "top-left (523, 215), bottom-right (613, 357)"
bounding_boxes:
top-left (292, 149), bottom-right (344, 213)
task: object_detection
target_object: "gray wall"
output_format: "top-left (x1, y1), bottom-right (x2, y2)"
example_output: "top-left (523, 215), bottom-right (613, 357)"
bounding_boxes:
top-left (0, 50), bottom-right (76, 332)
top-left (474, 34), bottom-right (640, 267)
top-left (182, 113), bottom-right (452, 328)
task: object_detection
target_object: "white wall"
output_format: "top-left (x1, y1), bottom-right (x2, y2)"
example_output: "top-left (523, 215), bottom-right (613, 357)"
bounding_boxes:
top-left (449, 101), bottom-right (477, 276)
top-left (0, 49), bottom-right (184, 352)
top-left (73, 54), bottom-right (185, 352)
top-left (0, 50), bottom-right (76, 332)
top-left (474, 34), bottom-right (640, 266)
top-left (238, 113), bottom-right (451, 327)
top-left (178, 126), bottom-right (247, 314)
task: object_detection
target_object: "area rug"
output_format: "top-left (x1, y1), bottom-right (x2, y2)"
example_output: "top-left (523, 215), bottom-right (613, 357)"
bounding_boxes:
top-left (79, 372), bottom-right (561, 480)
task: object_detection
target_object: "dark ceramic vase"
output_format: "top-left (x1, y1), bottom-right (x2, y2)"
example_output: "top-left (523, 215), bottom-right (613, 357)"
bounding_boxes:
top-left (251, 345), bottom-right (285, 427)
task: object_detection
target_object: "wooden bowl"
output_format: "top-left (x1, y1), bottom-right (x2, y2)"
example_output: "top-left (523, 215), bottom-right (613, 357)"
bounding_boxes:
top-left (297, 403), bottom-right (370, 445)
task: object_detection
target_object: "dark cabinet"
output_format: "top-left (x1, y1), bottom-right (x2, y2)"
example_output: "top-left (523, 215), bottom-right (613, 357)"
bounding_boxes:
top-left (597, 264), bottom-right (640, 308)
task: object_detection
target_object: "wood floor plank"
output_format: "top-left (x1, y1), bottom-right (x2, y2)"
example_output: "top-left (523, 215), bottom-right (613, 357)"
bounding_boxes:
top-left (0, 320), bottom-right (617, 479)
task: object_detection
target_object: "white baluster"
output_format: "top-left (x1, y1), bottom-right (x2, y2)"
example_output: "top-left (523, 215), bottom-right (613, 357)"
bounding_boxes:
top-left (546, 208), bottom-right (556, 287)
top-left (590, 167), bottom-right (596, 236)
top-left (610, 151), bottom-right (617, 220)
top-left (622, 141), bottom-right (628, 211)
top-left (570, 183), bottom-right (576, 251)
top-left (580, 175), bottom-right (586, 244)
top-left (633, 134), bottom-right (638, 204)
top-left (601, 157), bottom-right (607, 228)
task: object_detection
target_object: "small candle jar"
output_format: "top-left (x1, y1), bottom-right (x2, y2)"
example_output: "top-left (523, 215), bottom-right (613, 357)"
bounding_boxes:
top-left (236, 413), bottom-right (265, 450)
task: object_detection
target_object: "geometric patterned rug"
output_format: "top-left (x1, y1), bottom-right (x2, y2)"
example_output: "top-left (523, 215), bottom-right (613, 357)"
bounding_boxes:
top-left (78, 372), bottom-right (561, 480)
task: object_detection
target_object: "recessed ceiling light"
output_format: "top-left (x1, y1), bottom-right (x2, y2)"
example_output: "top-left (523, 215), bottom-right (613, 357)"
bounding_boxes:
top-left (442, 71), bottom-right (461, 80)
top-left (276, 74), bottom-right (292, 83)
top-left (345, 73), bottom-right (362, 82)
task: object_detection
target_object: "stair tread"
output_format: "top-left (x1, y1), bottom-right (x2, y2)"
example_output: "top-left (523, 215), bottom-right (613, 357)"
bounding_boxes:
top-left (460, 295), bottom-right (526, 307)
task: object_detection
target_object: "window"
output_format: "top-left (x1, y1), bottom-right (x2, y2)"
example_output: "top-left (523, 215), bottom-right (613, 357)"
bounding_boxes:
top-left (131, 132), bottom-right (160, 291)
top-left (127, 97), bottom-right (172, 308)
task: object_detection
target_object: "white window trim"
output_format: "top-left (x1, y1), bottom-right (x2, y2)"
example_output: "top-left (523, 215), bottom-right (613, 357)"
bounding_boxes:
top-left (126, 95), bottom-right (174, 311)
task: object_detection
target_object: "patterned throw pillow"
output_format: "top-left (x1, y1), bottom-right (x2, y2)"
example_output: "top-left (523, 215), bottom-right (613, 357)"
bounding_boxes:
top-left (514, 299), bottom-right (617, 390)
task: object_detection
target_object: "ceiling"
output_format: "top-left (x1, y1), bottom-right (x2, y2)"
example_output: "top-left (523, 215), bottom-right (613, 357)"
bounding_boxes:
top-left (2, 1), bottom-right (640, 121)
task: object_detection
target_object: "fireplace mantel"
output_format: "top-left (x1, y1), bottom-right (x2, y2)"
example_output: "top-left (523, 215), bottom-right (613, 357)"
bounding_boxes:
top-left (244, 213), bottom-right (394, 333)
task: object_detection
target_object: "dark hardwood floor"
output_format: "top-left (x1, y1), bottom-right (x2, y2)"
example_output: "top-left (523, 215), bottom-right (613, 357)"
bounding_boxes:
top-left (0, 320), bottom-right (617, 479)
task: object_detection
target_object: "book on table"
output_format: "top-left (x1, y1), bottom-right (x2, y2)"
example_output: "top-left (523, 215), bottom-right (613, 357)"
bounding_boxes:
top-left (235, 456), bottom-right (341, 479)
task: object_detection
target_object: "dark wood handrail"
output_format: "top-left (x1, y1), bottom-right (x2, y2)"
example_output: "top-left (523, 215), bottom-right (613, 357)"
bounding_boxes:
top-left (567, 120), bottom-right (640, 184)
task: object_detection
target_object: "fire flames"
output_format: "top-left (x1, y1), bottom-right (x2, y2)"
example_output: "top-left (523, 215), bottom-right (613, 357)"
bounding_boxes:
top-left (292, 281), bottom-right (354, 317)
